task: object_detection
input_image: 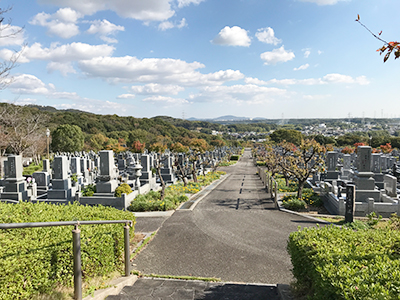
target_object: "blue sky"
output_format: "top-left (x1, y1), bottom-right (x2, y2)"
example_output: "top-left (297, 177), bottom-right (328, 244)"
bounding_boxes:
top-left (0, 0), bottom-right (399, 119)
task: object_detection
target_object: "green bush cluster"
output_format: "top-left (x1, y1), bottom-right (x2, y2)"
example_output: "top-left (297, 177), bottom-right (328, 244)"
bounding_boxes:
top-left (288, 225), bottom-right (400, 300)
top-left (229, 155), bottom-right (240, 161)
top-left (82, 184), bottom-right (96, 197)
top-left (114, 183), bottom-right (133, 197)
top-left (127, 171), bottom-right (225, 212)
top-left (276, 177), bottom-right (298, 193)
top-left (0, 202), bottom-right (135, 300)
top-left (128, 190), bottom-right (187, 212)
top-left (282, 197), bottom-right (306, 211)
top-left (281, 188), bottom-right (322, 211)
top-left (219, 161), bottom-right (237, 166)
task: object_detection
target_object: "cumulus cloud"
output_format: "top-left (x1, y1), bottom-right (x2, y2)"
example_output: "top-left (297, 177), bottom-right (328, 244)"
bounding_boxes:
top-left (9, 74), bottom-right (55, 95)
top-left (117, 94), bottom-right (136, 99)
top-left (38, 0), bottom-right (175, 21)
top-left (300, 0), bottom-right (348, 5)
top-left (0, 25), bottom-right (25, 46)
top-left (293, 63), bottom-right (309, 71)
top-left (86, 19), bottom-right (125, 43)
top-left (78, 56), bottom-right (244, 86)
top-left (55, 99), bottom-right (133, 114)
top-left (245, 73), bottom-right (369, 86)
top-left (260, 46), bottom-right (295, 65)
top-left (158, 18), bottom-right (187, 31)
top-left (47, 62), bottom-right (77, 76)
top-left (212, 26), bottom-right (251, 47)
top-left (8, 74), bottom-right (80, 100)
top-left (190, 84), bottom-right (286, 103)
top-left (9, 42), bottom-right (115, 63)
top-left (177, 0), bottom-right (206, 8)
top-left (129, 83), bottom-right (184, 95)
top-left (30, 8), bottom-right (82, 38)
top-left (142, 95), bottom-right (188, 105)
top-left (255, 27), bottom-right (281, 45)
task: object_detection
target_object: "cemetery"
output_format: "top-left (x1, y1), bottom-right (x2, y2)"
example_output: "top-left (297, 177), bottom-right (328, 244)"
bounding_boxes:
top-left (256, 142), bottom-right (400, 218)
top-left (0, 147), bottom-right (236, 211)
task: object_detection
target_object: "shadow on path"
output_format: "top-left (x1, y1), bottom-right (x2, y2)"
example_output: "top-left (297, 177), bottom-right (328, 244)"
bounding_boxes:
top-left (106, 278), bottom-right (280, 300)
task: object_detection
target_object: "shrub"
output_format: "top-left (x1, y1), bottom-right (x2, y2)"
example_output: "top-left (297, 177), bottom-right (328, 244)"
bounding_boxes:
top-left (127, 171), bottom-right (224, 212)
top-left (230, 155), bottom-right (240, 161)
top-left (0, 202), bottom-right (135, 300)
top-left (82, 184), bottom-right (96, 197)
top-left (114, 183), bottom-right (133, 197)
top-left (288, 226), bottom-right (400, 300)
top-left (282, 197), bottom-right (306, 211)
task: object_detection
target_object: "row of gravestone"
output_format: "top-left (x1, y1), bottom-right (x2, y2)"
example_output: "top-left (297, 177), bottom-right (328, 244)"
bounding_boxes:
top-left (315, 146), bottom-right (399, 202)
top-left (0, 147), bottom-right (233, 203)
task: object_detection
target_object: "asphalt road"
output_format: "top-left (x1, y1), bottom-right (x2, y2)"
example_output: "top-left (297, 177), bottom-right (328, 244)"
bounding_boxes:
top-left (133, 149), bottom-right (321, 285)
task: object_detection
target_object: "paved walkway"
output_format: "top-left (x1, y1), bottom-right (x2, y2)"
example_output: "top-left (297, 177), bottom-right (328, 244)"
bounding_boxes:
top-left (107, 149), bottom-right (322, 299)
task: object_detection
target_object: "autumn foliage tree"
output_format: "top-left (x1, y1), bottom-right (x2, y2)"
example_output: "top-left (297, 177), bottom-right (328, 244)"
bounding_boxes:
top-left (279, 139), bottom-right (326, 199)
top-left (131, 140), bottom-right (145, 153)
top-left (356, 14), bottom-right (400, 62)
top-left (380, 142), bottom-right (393, 154)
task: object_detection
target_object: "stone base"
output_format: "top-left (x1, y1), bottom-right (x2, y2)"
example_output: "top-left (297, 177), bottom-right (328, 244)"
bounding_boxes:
top-left (355, 190), bottom-right (381, 202)
top-left (0, 191), bottom-right (28, 201)
top-left (355, 176), bottom-right (376, 190)
top-left (96, 180), bottom-right (118, 193)
top-left (52, 179), bottom-right (71, 190)
top-left (326, 171), bottom-right (339, 180)
top-left (47, 189), bottom-right (72, 200)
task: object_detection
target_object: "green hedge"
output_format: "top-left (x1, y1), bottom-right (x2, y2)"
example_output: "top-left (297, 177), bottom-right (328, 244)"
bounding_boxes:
top-left (288, 225), bottom-right (400, 300)
top-left (0, 202), bottom-right (135, 300)
top-left (229, 155), bottom-right (240, 161)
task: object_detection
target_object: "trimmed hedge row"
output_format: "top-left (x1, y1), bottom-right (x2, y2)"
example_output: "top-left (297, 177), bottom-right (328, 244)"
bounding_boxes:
top-left (229, 155), bottom-right (240, 161)
top-left (288, 225), bottom-right (400, 300)
top-left (0, 202), bottom-right (135, 300)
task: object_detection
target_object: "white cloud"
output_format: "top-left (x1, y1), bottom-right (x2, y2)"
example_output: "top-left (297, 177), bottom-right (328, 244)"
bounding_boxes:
top-left (300, 0), bottom-right (348, 5)
top-left (260, 46), bottom-right (295, 65)
top-left (15, 42), bottom-right (115, 63)
top-left (323, 73), bottom-right (370, 85)
top-left (294, 63), bottom-right (310, 71)
top-left (86, 19), bottom-right (125, 43)
top-left (9, 74), bottom-right (54, 95)
top-left (55, 99), bottom-right (133, 114)
top-left (130, 83), bottom-right (184, 95)
top-left (117, 94), bottom-right (136, 99)
top-left (177, 0), bottom-right (206, 8)
top-left (142, 95), bottom-right (188, 105)
top-left (47, 62), bottom-right (77, 75)
top-left (38, 0), bottom-right (175, 21)
top-left (303, 94), bottom-right (332, 100)
top-left (0, 25), bottom-right (25, 46)
top-left (212, 26), bottom-right (251, 47)
top-left (255, 27), bottom-right (281, 45)
top-left (78, 56), bottom-right (244, 86)
top-left (30, 8), bottom-right (82, 38)
top-left (158, 18), bottom-right (187, 31)
top-left (303, 49), bottom-right (311, 58)
top-left (190, 84), bottom-right (286, 103)
top-left (8, 74), bottom-right (81, 100)
top-left (245, 73), bottom-right (369, 86)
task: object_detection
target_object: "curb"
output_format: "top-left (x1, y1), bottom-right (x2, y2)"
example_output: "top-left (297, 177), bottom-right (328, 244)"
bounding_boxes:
top-left (83, 275), bottom-right (137, 300)
top-left (133, 210), bottom-right (175, 218)
top-left (277, 284), bottom-right (295, 300)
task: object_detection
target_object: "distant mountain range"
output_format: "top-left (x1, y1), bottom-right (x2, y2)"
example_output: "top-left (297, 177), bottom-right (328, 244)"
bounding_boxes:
top-left (187, 115), bottom-right (266, 122)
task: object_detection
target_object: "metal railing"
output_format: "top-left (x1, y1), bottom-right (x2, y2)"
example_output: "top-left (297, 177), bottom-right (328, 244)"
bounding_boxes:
top-left (257, 167), bottom-right (278, 206)
top-left (0, 220), bottom-right (133, 300)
